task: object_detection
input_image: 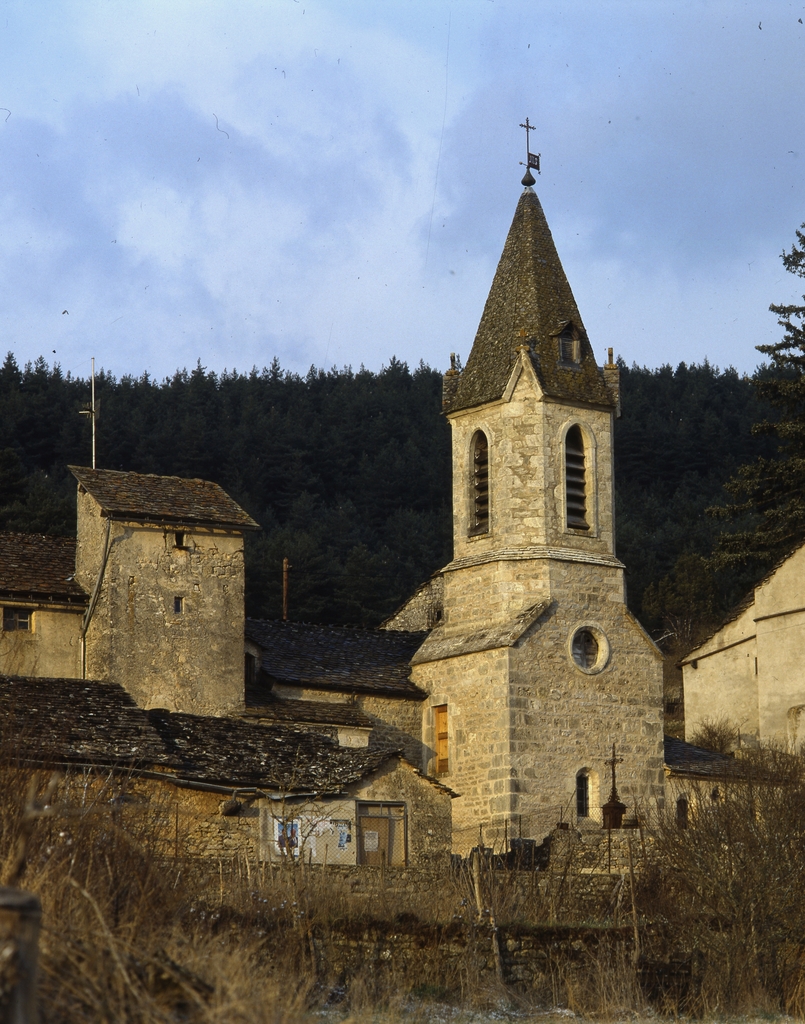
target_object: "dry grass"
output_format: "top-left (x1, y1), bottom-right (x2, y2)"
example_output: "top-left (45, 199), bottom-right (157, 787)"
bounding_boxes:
top-left (8, 744), bottom-right (805, 1020)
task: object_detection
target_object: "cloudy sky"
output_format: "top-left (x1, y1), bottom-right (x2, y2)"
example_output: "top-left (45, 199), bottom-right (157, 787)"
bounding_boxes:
top-left (0, 0), bottom-right (803, 382)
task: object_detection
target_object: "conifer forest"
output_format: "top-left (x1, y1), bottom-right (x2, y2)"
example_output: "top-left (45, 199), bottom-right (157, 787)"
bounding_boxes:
top-left (0, 350), bottom-right (781, 636)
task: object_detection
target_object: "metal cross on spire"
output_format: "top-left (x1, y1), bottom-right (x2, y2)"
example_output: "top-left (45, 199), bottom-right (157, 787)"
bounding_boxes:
top-left (519, 117), bottom-right (540, 184)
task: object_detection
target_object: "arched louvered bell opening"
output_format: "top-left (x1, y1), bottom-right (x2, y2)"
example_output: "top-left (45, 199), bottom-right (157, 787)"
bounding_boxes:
top-left (565, 425), bottom-right (589, 530)
top-left (470, 430), bottom-right (489, 535)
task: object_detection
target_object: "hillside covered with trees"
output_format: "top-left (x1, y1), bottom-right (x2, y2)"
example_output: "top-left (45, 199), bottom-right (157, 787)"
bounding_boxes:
top-left (0, 350), bottom-right (778, 631)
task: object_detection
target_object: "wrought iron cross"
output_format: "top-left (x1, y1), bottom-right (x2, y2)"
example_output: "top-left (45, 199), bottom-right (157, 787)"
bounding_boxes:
top-left (519, 117), bottom-right (540, 172)
top-left (605, 743), bottom-right (624, 804)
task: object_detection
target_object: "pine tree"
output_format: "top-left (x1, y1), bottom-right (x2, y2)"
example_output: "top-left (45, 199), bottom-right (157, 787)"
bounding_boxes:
top-left (711, 223), bottom-right (805, 570)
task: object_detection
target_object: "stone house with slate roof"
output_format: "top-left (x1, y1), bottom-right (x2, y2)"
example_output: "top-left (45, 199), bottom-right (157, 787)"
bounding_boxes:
top-left (0, 468), bottom-right (454, 866)
top-left (0, 675), bottom-right (452, 866)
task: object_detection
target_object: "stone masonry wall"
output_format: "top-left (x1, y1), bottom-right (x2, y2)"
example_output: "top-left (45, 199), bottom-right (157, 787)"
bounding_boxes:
top-left (169, 760), bottom-right (452, 869)
top-left (411, 362), bottom-right (664, 854)
top-left (0, 605), bottom-right (83, 678)
top-left (76, 487), bottom-right (246, 716)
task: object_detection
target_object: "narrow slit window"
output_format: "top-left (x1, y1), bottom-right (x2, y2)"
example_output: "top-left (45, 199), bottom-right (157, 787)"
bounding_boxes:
top-left (470, 431), bottom-right (489, 535)
top-left (174, 531), bottom-right (185, 549)
top-left (173, 596), bottom-right (184, 614)
top-left (576, 771), bottom-right (590, 818)
top-left (565, 425), bottom-right (589, 530)
top-left (434, 704), bottom-right (449, 774)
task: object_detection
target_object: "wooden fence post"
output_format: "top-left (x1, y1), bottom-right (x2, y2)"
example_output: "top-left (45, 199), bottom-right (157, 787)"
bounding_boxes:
top-left (0, 886), bottom-right (41, 1024)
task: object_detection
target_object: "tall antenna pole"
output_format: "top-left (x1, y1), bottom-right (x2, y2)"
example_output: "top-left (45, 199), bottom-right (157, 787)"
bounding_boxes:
top-left (91, 357), bottom-right (96, 469)
top-left (79, 357), bottom-right (97, 468)
top-left (282, 557), bottom-right (291, 621)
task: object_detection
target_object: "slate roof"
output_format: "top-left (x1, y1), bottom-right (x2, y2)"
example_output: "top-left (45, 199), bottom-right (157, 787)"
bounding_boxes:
top-left (449, 188), bottom-right (615, 414)
top-left (664, 735), bottom-right (741, 779)
top-left (412, 600), bottom-right (551, 665)
top-left (243, 692), bottom-right (373, 730)
top-left (0, 675), bottom-right (169, 765)
top-left (245, 619), bottom-right (428, 698)
top-left (0, 674), bottom-right (406, 792)
top-left (0, 533), bottom-right (87, 603)
top-left (69, 467), bottom-right (260, 531)
top-left (146, 709), bottom-right (396, 790)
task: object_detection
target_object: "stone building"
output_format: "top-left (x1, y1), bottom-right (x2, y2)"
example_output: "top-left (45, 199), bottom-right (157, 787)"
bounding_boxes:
top-left (681, 542), bottom-right (805, 748)
top-left (0, 178), bottom-right (673, 861)
top-left (0, 532), bottom-right (86, 678)
top-left (0, 674), bottom-right (453, 867)
top-left (399, 182), bottom-right (666, 852)
top-left (72, 466), bottom-right (260, 716)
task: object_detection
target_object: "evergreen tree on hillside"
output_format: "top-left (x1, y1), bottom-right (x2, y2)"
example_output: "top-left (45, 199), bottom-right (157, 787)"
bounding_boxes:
top-left (711, 223), bottom-right (805, 572)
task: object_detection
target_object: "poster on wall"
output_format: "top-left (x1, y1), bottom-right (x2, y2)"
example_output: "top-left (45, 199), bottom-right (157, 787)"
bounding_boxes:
top-left (276, 819), bottom-right (300, 856)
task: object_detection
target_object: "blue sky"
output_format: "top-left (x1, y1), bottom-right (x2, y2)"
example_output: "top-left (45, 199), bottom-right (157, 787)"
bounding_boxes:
top-left (0, 0), bottom-right (803, 381)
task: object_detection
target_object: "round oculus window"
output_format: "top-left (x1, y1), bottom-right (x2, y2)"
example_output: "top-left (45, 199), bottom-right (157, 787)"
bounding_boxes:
top-left (569, 626), bottom-right (609, 674)
top-left (572, 629), bottom-right (598, 669)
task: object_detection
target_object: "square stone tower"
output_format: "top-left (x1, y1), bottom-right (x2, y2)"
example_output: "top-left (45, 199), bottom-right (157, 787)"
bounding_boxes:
top-left (71, 467), bottom-right (260, 716)
top-left (412, 183), bottom-right (665, 852)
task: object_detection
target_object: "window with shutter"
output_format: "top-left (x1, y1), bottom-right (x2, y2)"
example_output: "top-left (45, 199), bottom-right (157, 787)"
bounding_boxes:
top-left (469, 431), bottom-right (489, 535)
top-left (565, 425), bottom-right (589, 530)
top-left (434, 704), bottom-right (448, 774)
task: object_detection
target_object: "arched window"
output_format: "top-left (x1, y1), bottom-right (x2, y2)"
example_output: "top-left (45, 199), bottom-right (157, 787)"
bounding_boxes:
top-left (469, 431), bottom-right (489, 535)
top-left (576, 770), bottom-right (590, 818)
top-left (676, 796), bottom-right (689, 829)
top-left (565, 425), bottom-right (589, 530)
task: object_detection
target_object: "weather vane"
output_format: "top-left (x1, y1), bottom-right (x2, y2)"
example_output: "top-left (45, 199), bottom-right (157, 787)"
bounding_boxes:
top-left (519, 117), bottom-right (540, 184)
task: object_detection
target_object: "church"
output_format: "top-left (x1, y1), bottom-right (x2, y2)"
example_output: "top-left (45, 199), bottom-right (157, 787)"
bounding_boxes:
top-left (0, 170), bottom-right (668, 857)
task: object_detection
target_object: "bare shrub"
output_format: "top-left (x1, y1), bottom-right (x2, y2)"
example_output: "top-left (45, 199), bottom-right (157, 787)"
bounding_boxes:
top-left (639, 746), bottom-right (805, 1015)
top-left (689, 714), bottom-right (741, 753)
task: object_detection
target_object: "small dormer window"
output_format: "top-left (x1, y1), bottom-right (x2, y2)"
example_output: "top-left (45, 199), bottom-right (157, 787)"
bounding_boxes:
top-left (559, 326), bottom-right (580, 364)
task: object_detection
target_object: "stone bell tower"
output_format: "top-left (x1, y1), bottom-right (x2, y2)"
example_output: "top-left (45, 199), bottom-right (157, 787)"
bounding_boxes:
top-left (412, 173), bottom-right (665, 853)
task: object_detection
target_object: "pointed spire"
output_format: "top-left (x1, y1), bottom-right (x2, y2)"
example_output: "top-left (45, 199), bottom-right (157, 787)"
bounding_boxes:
top-left (449, 188), bottom-right (614, 413)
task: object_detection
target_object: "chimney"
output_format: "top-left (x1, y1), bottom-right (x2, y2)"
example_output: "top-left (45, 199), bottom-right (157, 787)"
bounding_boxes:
top-left (442, 352), bottom-right (461, 412)
top-left (603, 348), bottom-right (621, 418)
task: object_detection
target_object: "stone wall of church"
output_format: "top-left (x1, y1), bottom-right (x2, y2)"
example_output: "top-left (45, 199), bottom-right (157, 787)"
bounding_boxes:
top-left (506, 564), bottom-right (665, 844)
top-left (448, 375), bottom-right (616, 570)
top-left (413, 647), bottom-right (514, 852)
top-left (0, 605), bottom-right (83, 678)
top-left (76, 488), bottom-right (246, 715)
top-left (412, 582), bottom-right (664, 856)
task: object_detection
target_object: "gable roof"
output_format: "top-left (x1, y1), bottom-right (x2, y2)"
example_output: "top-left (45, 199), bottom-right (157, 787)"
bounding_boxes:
top-left (145, 709), bottom-right (397, 791)
top-left (0, 533), bottom-right (87, 603)
top-left (449, 188), bottom-right (615, 414)
top-left (0, 674), bottom-right (407, 793)
top-left (663, 735), bottom-right (742, 780)
top-left (245, 619), bottom-right (427, 698)
top-left (69, 467), bottom-right (260, 531)
top-left (412, 600), bottom-right (551, 665)
top-left (243, 692), bottom-right (373, 730)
